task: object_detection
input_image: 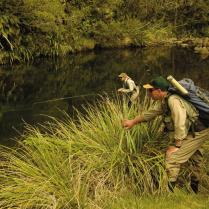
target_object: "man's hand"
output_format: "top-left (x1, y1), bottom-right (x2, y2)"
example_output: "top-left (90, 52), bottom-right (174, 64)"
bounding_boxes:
top-left (122, 119), bottom-right (135, 129)
top-left (175, 139), bottom-right (182, 148)
top-left (117, 88), bottom-right (124, 92)
top-left (122, 116), bottom-right (144, 129)
top-left (166, 146), bottom-right (179, 159)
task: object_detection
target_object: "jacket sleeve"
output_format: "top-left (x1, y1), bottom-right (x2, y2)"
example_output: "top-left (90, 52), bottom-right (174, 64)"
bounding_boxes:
top-left (168, 96), bottom-right (187, 140)
top-left (142, 101), bottom-right (164, 121)
top-left (120, 79), bottom-right (135, 93)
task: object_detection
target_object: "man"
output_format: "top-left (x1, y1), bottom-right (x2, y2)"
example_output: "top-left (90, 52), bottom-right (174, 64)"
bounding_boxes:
top-left (118, 73), bottom-right (139, 105)
top-left (122, 76), bottom-right (209, 193)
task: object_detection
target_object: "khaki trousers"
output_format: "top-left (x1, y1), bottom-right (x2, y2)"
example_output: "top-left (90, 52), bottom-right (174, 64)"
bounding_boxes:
top-left (165, 128), bottom-right (209, 182)
top-left (130, 86), bottom-right (140, 104)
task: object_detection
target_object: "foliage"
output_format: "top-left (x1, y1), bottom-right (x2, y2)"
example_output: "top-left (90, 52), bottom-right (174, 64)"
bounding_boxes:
top-left (105, 191), bottom-right (209, 209)
top-left (0, 15), bottom-right (19, 50)
top-left (92, 19), bottom-right (146, 48)
top-left (0, 95), bottom-right (167, 208)
top-left (144, 22), bottom-right (174, 46)
top-left (0, 0), bottom-right (209, 63)
top-left (0, 94), bottom-right (209, 208)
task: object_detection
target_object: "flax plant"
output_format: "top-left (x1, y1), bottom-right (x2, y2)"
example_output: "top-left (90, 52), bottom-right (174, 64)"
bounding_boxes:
top-left (0, 94), bottom-right (169, 208)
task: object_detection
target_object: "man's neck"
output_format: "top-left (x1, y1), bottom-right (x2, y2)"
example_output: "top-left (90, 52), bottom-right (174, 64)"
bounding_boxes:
top-left (161, 91), bottom-right (168, 99)
top-left (124, 77), bottom-right (129, 82)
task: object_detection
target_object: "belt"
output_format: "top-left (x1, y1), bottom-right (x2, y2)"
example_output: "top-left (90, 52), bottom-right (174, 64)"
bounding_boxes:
top-left (191, 119), bottom-right (207, 133)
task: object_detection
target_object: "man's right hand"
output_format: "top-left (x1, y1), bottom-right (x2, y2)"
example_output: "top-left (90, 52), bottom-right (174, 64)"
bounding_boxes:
top-left (122, 116), bottom-right (144, 129)
top-left (122, 119), bottom-right (135, 129)
top-left (117, 88), bottom-right (123, 92)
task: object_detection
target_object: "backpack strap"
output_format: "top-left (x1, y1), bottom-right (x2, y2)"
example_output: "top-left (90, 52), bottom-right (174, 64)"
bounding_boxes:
top-left (166, 93), bottom-right (199, 137)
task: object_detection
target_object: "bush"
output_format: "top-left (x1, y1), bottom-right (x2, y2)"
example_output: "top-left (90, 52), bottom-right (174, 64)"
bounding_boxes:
top-left (0, 95), bottom-right (209, 208)
top-left (92, 19), bottom-right (146, 48)
top-left (143, 23), bottom-right (175, 46)
top-left (0, 95), bottom-right (167, 208)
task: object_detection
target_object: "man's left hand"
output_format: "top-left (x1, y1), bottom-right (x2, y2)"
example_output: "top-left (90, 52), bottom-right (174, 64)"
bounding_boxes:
top-left (117, 88), bottom-right (123, 92)
top-left (166, 146), bottom-right (179, 159)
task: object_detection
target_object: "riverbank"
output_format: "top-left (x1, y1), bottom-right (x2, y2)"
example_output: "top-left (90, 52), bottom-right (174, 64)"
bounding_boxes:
top-left (1, 0), bottom-right (209, 65)
top-left (175, 37), bottom-right (209, 59)
top-left (0, 26), bottom-right (175, 65)
top-left (1, 36), bottom-right (209, 65)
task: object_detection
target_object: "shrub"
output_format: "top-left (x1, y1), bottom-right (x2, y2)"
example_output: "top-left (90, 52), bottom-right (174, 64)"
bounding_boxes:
top-left (0, 95), bottom-right (209, 208)
top-left (0, 95), bottom-right (167, 208)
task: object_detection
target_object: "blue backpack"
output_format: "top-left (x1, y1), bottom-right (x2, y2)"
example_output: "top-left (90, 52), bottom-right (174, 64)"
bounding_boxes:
top-left (168, 78), bottom-right (209, 128)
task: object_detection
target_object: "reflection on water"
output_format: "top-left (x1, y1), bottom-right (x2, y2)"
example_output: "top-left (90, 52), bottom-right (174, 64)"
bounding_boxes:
top-left (0, 46), bottom-right (209, 145)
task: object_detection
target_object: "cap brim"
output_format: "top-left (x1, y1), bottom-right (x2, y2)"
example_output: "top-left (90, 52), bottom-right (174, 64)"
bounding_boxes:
top-left (143, 84), bottom-right (154, 89)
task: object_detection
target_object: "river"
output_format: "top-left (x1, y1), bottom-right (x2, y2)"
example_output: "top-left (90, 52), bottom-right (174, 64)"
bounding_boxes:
top-left (0, 46), bottom-right (209, 145)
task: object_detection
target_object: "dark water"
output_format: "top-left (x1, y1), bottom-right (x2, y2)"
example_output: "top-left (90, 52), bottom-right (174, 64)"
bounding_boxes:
top-left (0, 46), bottom-right (209, 145)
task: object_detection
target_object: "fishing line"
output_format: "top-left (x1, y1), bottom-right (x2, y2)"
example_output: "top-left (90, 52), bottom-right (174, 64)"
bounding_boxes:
top-left (32, 93), bottom-right (97, 105)
top-left (32, 90), bottom-right (117, 106)
top-left (1, 91), bottom-right (116, 113)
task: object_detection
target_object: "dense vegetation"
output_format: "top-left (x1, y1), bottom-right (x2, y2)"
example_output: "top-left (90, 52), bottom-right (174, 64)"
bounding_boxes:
top-left (1, 2), bottom-right (209, 207)
top-left (0, 0), bottom-right (209, 63)
top-left (1, 96), bottom-right (209, 208)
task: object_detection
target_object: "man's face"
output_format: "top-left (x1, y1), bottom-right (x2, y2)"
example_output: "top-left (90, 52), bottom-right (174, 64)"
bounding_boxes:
top-left (148, 88), bottom-right (164, 100)
top-left (120, 77), bottom-right (126, 81)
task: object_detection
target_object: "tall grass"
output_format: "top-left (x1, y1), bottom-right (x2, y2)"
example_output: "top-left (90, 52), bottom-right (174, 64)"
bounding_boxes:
top-left (0, 94), bottom-right (207, 208)
top-left (104, 190), bottom-right (209, 209)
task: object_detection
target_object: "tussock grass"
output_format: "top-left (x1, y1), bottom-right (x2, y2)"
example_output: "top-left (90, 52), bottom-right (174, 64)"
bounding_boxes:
top-left (105, 190), bottom-right (209, 209)
top-left (0, 95), bottom-right (208, 208)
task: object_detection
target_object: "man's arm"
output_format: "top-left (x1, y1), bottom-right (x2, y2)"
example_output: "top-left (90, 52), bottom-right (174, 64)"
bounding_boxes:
top-left (122, 115), bottom-right (145, 129)
top-left (122, 101), bottom-right (163, 129)
top-left (168, 96), bottom-right (187, 148)
top-left (118, 79), bottom-right (135, 93)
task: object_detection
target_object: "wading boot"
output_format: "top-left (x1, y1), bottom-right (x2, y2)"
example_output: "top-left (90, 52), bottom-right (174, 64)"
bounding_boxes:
top-left (168, 181), bottom-right (176, 192)
top-left (190, 179), bottom-right (199, 194)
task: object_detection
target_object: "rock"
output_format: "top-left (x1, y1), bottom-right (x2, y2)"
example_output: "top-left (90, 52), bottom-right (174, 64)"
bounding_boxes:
top-left (181, 43), bottom-right (189, 48)
top-left (182, 39), bottom-right (194, 46)
top-left (194, 46), bottom-right (202, 53)
top-left (199, 47), bottom-right (209, 54)
top-left (200, 53), bottom-right (209, 60)
top-left (194, 46), bottom-right (209, 58)
top-left (175, 40), bottom-right (183, 45)
top-left (203, 37), bottom-right (209, 47)
top-left (193, 38), bottom-right (203, 47)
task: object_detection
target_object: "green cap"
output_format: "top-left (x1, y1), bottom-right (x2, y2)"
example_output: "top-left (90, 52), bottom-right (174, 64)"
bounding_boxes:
top-left (143, 76), bottom-right (169, 91)
top-left (118, 72), bottom-right (128, 78)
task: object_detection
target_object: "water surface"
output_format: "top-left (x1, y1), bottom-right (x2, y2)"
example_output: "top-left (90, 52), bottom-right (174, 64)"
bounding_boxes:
top-left (0, 47), bottom-right (209, 145)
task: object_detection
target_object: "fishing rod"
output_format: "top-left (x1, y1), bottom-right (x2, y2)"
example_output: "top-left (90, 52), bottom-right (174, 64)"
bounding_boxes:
top-left (32, 93), bottom-right (98, 106)
top-left (1, 91), bottom-right (116, 114)
top-left (32, 90), bottom-right (117, 106)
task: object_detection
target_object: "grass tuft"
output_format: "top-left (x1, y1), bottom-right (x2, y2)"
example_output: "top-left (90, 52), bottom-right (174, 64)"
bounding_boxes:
top-left (0, 95), bottom-right (208, 208)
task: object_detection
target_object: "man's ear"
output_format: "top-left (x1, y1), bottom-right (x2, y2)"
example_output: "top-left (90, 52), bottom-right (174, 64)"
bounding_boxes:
top-left (158, 89), bottom-right (165, 95)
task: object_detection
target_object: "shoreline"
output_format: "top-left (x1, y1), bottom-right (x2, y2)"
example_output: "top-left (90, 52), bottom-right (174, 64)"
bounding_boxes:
top-left (0, 36), bottom-right (209, 65)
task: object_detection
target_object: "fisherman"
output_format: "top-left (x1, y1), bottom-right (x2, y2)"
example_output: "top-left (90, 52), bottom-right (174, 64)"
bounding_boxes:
top-left (118, 73), bottom-right (139, 105)
top-left (122, 76), bottom-right (209, 193)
